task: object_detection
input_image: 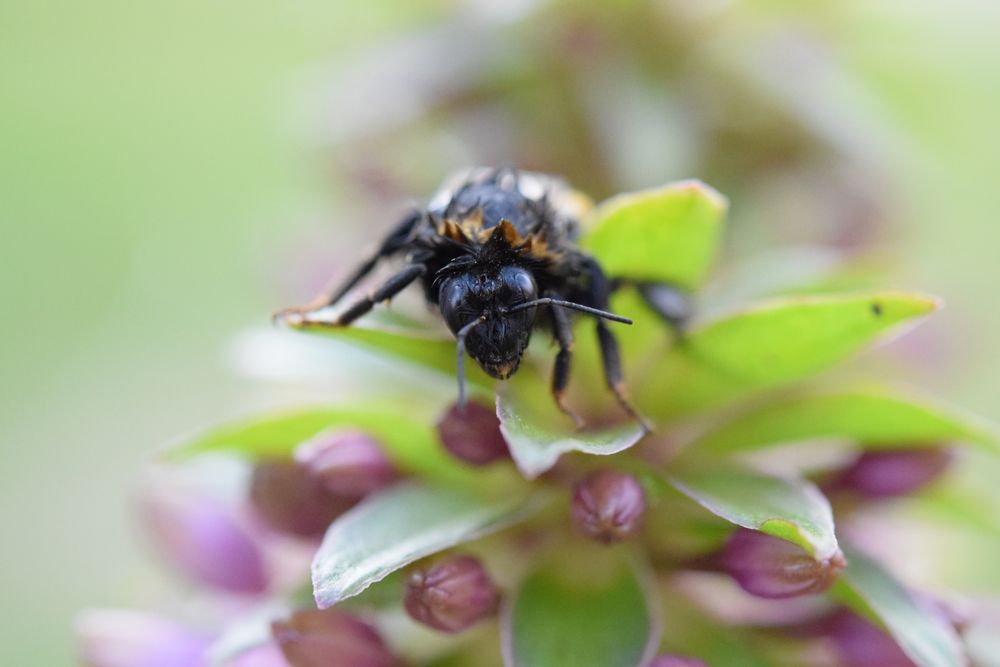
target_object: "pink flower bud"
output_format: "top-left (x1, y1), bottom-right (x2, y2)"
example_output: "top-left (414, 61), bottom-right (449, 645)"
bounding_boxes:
top-left (830, 447), bottom-right (954, 498)
top-left (404, 554), bottom-right (500, 633)
top-left (819, 609), bottom-right (916, 667)
top-left (271, 609), bottom-right (397, 667)
top-left (295, 430), bottom-right (399, 497)
top-left (250, 461), bottom-right (355, 539)
top-left (141, 485), bottom-right (267, 595)
top-left (650, 656), bottom-right (709, 667)
top-left (75, 609), bottom-right (210, 667)
top-left (224, 641), bottom-right (289, 667)
top-left (722, 528), bottom-right (846, 599)
top-left (571, 470), bottom-right (646, 543)
top-left (436, 401), bottom-right (510, 466)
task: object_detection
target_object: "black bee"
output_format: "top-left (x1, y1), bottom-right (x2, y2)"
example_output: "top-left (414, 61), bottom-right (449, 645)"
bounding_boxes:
top-left (276, 167), bottom-right (689, 427)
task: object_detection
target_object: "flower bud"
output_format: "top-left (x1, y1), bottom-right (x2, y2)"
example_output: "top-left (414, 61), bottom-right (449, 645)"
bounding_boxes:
top-left (271, 608), bottom-right (396, 667)
top-left (140, 483), bottom-right (267, 595)
top-left (818, 609), bottom-right (916, 667)
top-left (571, 470), bottom-right (645, 543)
top-left (250, 460), bottom-right (355, 539)
top-left (295, 430), bottom-right (398, 497)
top-left (722, 528), bottom-right (846, 599)
top-left (404, 554), bottom-right (500, 633)
top-left (224, 641), bottom-right (289, 667)
top-left (830, 447), bottom-right (954, 499)
top-left (75, 609), bottom-right (210, 667)
top-left (650, 656), bottom-right (709, 667)
top-left (436, 401), bottom-right (510, 466)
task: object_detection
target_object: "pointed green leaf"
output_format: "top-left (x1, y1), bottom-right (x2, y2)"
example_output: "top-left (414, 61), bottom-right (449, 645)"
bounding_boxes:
top-left (670, 468), bottom-right (839, 559)
top-left (497, 393), bottom-right (646, 479)
top-left (838, 545), bottom-right (966, 667)
top-left (581, 180), bottom-right (727, 290)
top-left (691, 388), bottom-right (999, 455)
top-left (283, 316), bottom-right (493, 387)
top-left (502, 554), bottom-right (659, 667)
top-left (638, 291), bottom-right (940, 419)
top-left (166, 405), bottom-right (486, 487)
top-left (312, 483), bottom-right (541, 607)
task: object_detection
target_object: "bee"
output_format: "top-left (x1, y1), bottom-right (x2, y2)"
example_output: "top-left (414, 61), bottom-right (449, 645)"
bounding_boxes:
top-left (276, 167), bottom-right (689, 428)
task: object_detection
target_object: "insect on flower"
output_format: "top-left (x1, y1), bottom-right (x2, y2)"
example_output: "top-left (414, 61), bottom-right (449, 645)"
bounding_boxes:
top-left (275, 167), bottom-right (690, 427)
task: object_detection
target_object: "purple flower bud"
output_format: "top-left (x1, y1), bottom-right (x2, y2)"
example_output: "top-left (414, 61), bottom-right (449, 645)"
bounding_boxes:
top-left (75, 609), bottom-right (210, 667)
top-left (141, 484), bottom-right (268, 595)
top-left (250, 461), bottom-right (355, 539)
top-left (404, 554), bottom-right (500, 633)
top-left (649, 656), bottom-right (709, 667)
top-left (224, 641), bottom-right (289, 667)
top-left (295, 430), bottom-right (399, 497)
top-left (436, 401), bottom-right (510, 466)
top-left (830, 447), bottom-right (954, 499)
top-left (820, 609), bottom-right (916, 667)
top-left (722, 528), bottom-right (846, 599)
top-left (571, 470), bottom-right (646, 543)
top-left (271, 609), bottom-right (397, 667)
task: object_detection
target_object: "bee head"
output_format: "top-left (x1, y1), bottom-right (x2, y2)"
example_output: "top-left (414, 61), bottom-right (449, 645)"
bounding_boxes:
top-left (439, 265), bottom-right (538, 379)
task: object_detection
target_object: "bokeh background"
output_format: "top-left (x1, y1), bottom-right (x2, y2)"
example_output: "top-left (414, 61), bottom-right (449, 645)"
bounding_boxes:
top-left (3, 0), bottom-right (1000, 664)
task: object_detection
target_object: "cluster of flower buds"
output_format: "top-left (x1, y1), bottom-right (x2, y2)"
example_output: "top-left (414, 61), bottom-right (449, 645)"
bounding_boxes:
top-left (721, 528), bottom-right (847, 599)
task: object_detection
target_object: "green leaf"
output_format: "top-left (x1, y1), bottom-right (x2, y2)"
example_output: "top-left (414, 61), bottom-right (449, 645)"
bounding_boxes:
top-left (670, 468), bottom-right (839, 559)
top-left (312, 483), bottom-right (540, 607)
top-left (581, 180), bottom-right (727, 290)
top-left (496, 392), bottom-right (646, 479)
top-left (690, 387), bottom-right (999, 455)
top-left (838, 545), bottom-right (966, 667)
top-left (284, 317), bottom-right (493, 387)
top-left (167, 405), bottom-right (489, 488)
top-left (637, 291), bottom-right (940, 419)
top-left (502, 554), bottom-right (659, 667)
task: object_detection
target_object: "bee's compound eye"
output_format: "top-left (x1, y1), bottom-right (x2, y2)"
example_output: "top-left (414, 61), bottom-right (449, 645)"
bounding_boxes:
top-left (499, 266), bottom-right (537, 303)
top-left (439, 276), bottom-right (477, 333)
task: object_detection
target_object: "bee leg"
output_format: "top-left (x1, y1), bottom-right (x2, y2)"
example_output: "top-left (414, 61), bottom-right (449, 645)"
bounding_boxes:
top-left (549, 292), bottom-right (585, 429)
top-left (292, 264), bottom-right (426, 328)
top-left (273, 210), bottom-right (422, 322)
top-left (585, 260), bottom-right (653, 431)
top-left (595, 320), bottom-right (652, 432)
top-left (634, 281), bottom-right (693, 332)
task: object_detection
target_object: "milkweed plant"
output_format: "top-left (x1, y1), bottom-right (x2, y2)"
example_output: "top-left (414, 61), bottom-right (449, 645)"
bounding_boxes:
top-left (75, 181), bottom-right (999, 667)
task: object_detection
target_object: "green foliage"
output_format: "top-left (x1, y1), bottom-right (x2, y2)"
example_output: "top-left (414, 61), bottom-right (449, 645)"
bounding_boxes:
top-left (670, 468), bottom-right (839, 559)
top-left (581, 180), bottom-right (727, 290)
top-left (637, 291), bottom-right (939, 419)
top-left (169, 405), bottom-right (498, 487)
top-left (838, 546), bottom-right (966, 667)
top-left (503, 554), bottom-right (658, 667)
top-left (312, 483), bottom-right (541, 608)
top-left (287, 318), bottom-right (494, 388)
top-left (691, 387), bottom-right (999, 455)
top-left (496, 392), bottom-right (646, 479)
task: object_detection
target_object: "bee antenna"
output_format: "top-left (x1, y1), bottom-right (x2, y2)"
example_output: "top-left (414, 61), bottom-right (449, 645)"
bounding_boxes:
top-left (455, 315), bottom-right (487, 410)
top-left (507, 298), bottom-right (633, 325)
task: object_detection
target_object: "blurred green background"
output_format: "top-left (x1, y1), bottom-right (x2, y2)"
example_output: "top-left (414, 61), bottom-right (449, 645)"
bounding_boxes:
top-left (3, 0), bottom-right (1000, 664)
